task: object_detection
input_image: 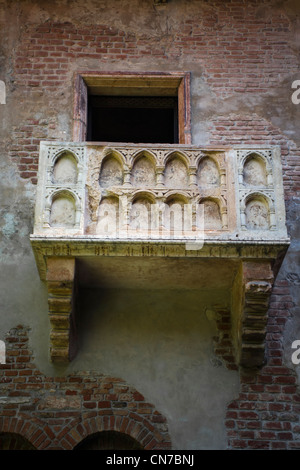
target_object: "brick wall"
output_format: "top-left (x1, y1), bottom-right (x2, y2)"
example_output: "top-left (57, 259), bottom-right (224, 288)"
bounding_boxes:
top-left (209, 115), bottom-right (300, 197)
top-left (7, 1), bottom-right (300, 190)
top-left (0, 326), bottom-right (171, 450)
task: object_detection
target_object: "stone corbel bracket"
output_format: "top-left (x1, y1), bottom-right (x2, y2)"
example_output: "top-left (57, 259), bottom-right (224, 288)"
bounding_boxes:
top-left (46, 257), bottom-right (78, 362)
top-left (233, 261), bottom-right (275, 370)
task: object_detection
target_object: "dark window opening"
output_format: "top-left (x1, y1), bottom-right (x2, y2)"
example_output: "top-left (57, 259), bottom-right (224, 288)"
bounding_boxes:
top-left (87, 95), bottom-right (178, 144)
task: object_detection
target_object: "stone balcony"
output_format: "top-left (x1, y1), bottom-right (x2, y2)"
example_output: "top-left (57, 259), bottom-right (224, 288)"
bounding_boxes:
top-left (30, 141), bottom-right (290, 366)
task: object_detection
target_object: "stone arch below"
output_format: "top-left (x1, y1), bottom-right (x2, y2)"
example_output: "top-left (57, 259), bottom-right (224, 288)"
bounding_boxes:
top-left (57, 410), bottom-right (170, 451)
top-left (0, 432), bottom-right (37, 450)
top-left (73, 430), bottom-right (143, 450)
top-left (0, 417), bottom-right (50, 450)
top-left (0, 326), bottom-right (171, 451)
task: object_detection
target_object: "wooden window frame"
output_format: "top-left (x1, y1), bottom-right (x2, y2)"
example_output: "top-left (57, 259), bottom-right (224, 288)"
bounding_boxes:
top-left (73, 72), bottom-right (191, 144)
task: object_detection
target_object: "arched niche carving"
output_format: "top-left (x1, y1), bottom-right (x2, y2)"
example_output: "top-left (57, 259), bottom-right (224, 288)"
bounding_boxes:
top-left (197, 157), bottom-right (220, 187)
top-left (130, 153), bottom-right (156, 187)
top-left (129, 194), bottom-right (155, 237)
top-left (245, 194), bottom-right (270, 230)
top-left (199, 198), bottom-right (222, 230)
top-left (99, 154), bottom-right (123, 188)
top-left (164, 194), bottom-right (190, 236)
top-left (164, 153), bottom-right (189, 189)
top-left (96, 196), bottom-right (119, 237)
top-left (243, 153), bottom-right (267, 187)
top-left (52, 152), bottom-right (78, 184)
top-left (50, 191), bottom-right (76, 227)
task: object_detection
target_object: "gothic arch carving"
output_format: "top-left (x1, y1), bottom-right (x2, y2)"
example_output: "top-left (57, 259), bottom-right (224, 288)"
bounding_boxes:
top-left (129, 193), bottom-right (156, 236)
top-left (99, 154), bottom-right (124, 188)
top-left (241, 193), bottom-right (273, 231)
top-left (164, 152), bottom-right (189, 189)
top-left (198, 197), bottom-right (223, 230)
top-left (52, 151), bottom-right (78, 185)
top-left (164, 194), bottom-right (190, 237)
top-left (130, 190), bottom-right (157, 204)
top-left (49, 148), bottom-right (81, 168)
top-left (163, 150), bottom-right (190, 168)
top-left (197, 156), bottom-right (220, 187)
top-left (130, 152), bottom-right (156, 188)
top-left (238, 150), bottom-right (273, 188)
top-left (164, 191), bottom-right (190, 204)
top-left (102, 148), bottom-right (126, 165)
top-left (242, 153), bottom-right (268, 187)
top-left (96, 195), bottom-right (120, 236)
top-left (131, 149), bottom-right (157, 167)
top-left (49, 190), bottom-right (78, 227)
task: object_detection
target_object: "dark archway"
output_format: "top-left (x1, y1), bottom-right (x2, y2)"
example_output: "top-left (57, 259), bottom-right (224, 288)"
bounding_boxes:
top-left (0, 432), bottom-right (36, 450)
top-left (74, 431), bottom-right (144, 450)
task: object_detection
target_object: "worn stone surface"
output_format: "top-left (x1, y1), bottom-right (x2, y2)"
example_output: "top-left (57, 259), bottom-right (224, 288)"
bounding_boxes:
top-left (31, 142), bottom-right (289, 243)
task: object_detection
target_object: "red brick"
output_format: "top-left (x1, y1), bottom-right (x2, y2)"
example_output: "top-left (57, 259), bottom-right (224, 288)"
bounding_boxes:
top-left (231, 439), bottom-right (248, 448)
top-left (274, 376), bottom-right (296, 385)
top-left (248, 440), bottom-right (270, 449)
top-left (97, 401), bottom-right (111, 408)
top-left (258, 431), bottom-right (276, 439)
top-left (271, 441), bottom-right (287, 449)
top-left (239, 411), bottom-right (259, 420)
top-left (132, 391), bottom-right (144, 401)
top-left (277, 432), bottom-right (293, 440)
top-left (225, 420), bottom-right (235, 429)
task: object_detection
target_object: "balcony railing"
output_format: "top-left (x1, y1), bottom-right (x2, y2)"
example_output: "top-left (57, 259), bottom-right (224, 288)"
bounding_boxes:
top-left (32, 142), bottom-right (288, 243)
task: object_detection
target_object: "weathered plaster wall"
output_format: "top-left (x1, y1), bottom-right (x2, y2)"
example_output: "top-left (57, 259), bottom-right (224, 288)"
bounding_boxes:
top-left (0, 0), bottom-right (300, 450)
top-left (75, 288), bottom-right (238, 449)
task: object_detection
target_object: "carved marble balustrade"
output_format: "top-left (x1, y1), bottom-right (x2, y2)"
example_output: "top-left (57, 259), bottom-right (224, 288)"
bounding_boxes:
top-left (30, 142), bottom-right (290, 366)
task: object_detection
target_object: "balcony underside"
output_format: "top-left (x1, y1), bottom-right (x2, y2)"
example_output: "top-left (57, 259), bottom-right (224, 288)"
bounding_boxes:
top-left (31, 236), bottom-right (289, 369)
